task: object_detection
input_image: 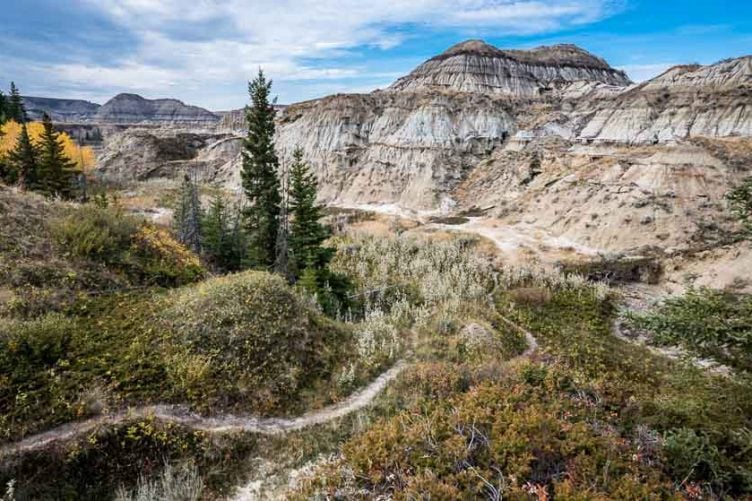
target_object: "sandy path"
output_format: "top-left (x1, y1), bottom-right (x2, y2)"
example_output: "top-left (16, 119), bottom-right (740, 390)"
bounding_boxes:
top-left (230, 314), bottom-right (539, 500)
top-left (0, 362), bottom-right (407, 458)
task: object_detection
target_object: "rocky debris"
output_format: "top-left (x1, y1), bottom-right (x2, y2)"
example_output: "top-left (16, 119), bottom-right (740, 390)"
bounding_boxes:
top-left (389, 40), bottom-right (631, 96)
top-left (22, 96), bottom-right (101, 122)
top-left (95, 93), bottom-right (220, 125)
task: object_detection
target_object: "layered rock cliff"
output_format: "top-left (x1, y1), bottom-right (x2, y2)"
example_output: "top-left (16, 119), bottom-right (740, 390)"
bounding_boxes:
top-left (275, 91), bottom-right (515, 208)
top-left (93, 40), bottom-right (752, 260)
top-left (389, 40), bottom-right (631, 96)
top-left (572, 56), bottom-right (752, 143)
top-left (95, 93), bottom-right (220, 125)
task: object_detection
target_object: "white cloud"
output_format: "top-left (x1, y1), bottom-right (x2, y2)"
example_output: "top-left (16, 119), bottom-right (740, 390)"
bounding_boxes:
top-left (56, 0), bottom-right (621, 107)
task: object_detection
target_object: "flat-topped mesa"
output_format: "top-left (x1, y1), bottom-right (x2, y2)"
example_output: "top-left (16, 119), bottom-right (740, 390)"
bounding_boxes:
top-left (95, 93), bottom-right (220, 125)
top-left (389, 39), bottom-right (631, 96)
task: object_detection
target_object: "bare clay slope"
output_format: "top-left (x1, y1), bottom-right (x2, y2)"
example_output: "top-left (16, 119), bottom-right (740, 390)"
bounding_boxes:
top-left (94, 41), bottom-right (752, 263)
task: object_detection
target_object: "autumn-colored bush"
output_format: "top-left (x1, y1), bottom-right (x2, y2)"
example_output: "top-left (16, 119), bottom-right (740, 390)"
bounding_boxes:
top-left (0, 120), bottom-right (96, 172)
top-left (159, 271), bottom-right (351, 414)
top-left (129, 225), bottom-right (204, 286)
top-left (294, 365), bottom-right (675, 499)
top-left (51, 204), bottom-right (203, 286)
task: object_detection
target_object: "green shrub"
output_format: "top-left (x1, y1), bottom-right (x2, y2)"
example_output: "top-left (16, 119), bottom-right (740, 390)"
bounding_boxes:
top-left (50, 205), bottom-right (203, 287)
top-left (51, 205), bottom-right (137, 264)
top-left (663, 428), bottom-right (726, 487)
top-left (0, 314), bottom-right (72, 367)
top-left (628, 288), bottom-right (752, 372)
top-left (159, 271), bottom-right (350, 413)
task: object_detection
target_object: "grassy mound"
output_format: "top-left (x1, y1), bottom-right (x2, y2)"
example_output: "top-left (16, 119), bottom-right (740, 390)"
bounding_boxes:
top-left (0, 271), bottom-right (353, 442)
top-left (0, 187), bottom-right (203, 317)
top-left (159, 271), bottom-right (351, 414)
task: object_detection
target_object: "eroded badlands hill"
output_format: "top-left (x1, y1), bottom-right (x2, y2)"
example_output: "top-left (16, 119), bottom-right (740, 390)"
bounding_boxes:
top-left (94, 40), bottom-right (752, 263)
top-left (389, 40), bottom-right (631, 95)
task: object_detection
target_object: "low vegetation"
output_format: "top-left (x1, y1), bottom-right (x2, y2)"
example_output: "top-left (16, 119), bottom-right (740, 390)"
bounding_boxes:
top-left (159, 271), bottom-right (351, 414)
top-left (627, 287), bottom-right (752, 373)
top-left (294, 280), bottom-right (752, 499)
top-left (0, 189), bottom-right (204, 318)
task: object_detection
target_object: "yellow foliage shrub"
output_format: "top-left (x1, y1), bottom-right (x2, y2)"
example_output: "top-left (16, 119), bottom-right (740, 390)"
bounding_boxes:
top-left (0, 120), bottom-right (96, 172)
top-left (130, 225), bottom-right (204, 285)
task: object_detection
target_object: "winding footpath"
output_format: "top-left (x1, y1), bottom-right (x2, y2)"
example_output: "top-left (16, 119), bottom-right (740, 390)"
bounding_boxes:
top-left (0, 315), bottom-right (538, 459)
top-left (0, 362), bottom-right (406, 458)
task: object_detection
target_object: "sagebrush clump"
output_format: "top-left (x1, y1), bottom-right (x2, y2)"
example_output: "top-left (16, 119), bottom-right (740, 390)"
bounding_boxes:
top-left (159, 271), bottom-right (351, 413)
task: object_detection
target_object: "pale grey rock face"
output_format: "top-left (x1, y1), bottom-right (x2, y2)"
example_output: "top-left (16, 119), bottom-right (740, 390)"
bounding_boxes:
top-left (573, 56), bottom-right (752, 143)
top-left (93, 40), bottom-right (752, 257)
top-left (95, 93), bottom-right (220, 125)
top-left (390, 40), bottom-right (631, 96)
top-left (275, 91), bottom-right (516, 208)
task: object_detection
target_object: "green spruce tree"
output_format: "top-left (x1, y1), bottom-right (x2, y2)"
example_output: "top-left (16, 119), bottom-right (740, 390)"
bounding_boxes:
top-left (288, 147), bottom-right (329, 275)
top-left (38, 113), bottom-right (78, 198)
top-left (0, 90), bottom-right (7, 124)
top-left (7, 82), bottom-right (26, 123)
top-left (201, 193), bottom-right (247, 271)
top-left (728, 178), bottom-right (752, 237)
top-left (7, 122), bottom-right (39, 189)
top-left (174, 174), bottom-right (203, 254)
top-left (274, 159), bottom-right (291, 280)
top-left (0, 90), bottom-right (6, 181)
top-left (241, 70), bottom-right (281, 269)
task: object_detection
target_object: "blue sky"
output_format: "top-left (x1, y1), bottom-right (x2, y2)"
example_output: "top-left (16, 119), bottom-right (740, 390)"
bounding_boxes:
top-left (1, 0), bottom-right (750, 110)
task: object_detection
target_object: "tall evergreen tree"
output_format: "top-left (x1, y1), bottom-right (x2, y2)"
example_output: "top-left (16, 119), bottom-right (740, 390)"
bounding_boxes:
top-left (241, 70), bottom-right (281, 269)
top-left (0, 90), bottom-right (6, 181)
top-left (7, 82), bottom-right (26, 123)
top-left (174, 174), bottom-right (203, 254)
top-left (288, 147), bottom-right (329, 275)
top-left (274, 159), bottom-right (291, 280)
top-left (38, 113), bottom-right (77, 198)
top-left (0, 90), bottom-right (7, 124)
top-left (201, 193), bottom-right (247, 271)
top-left (7, 122), bottom-right (38, 189)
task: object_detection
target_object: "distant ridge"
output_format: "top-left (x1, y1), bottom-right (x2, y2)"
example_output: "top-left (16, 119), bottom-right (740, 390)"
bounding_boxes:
top-left (389, 39), bottom-right (631, 96)
top-left (95, 93), bottom-right (219, 125)
top-left (20, 93), bottom-right (220, 125)
top-left (22, 96), bottom-right (101, 122)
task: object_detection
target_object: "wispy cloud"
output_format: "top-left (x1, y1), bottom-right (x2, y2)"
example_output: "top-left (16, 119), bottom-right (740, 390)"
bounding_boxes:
top-left (34, 0), bottom-right (620, 108)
